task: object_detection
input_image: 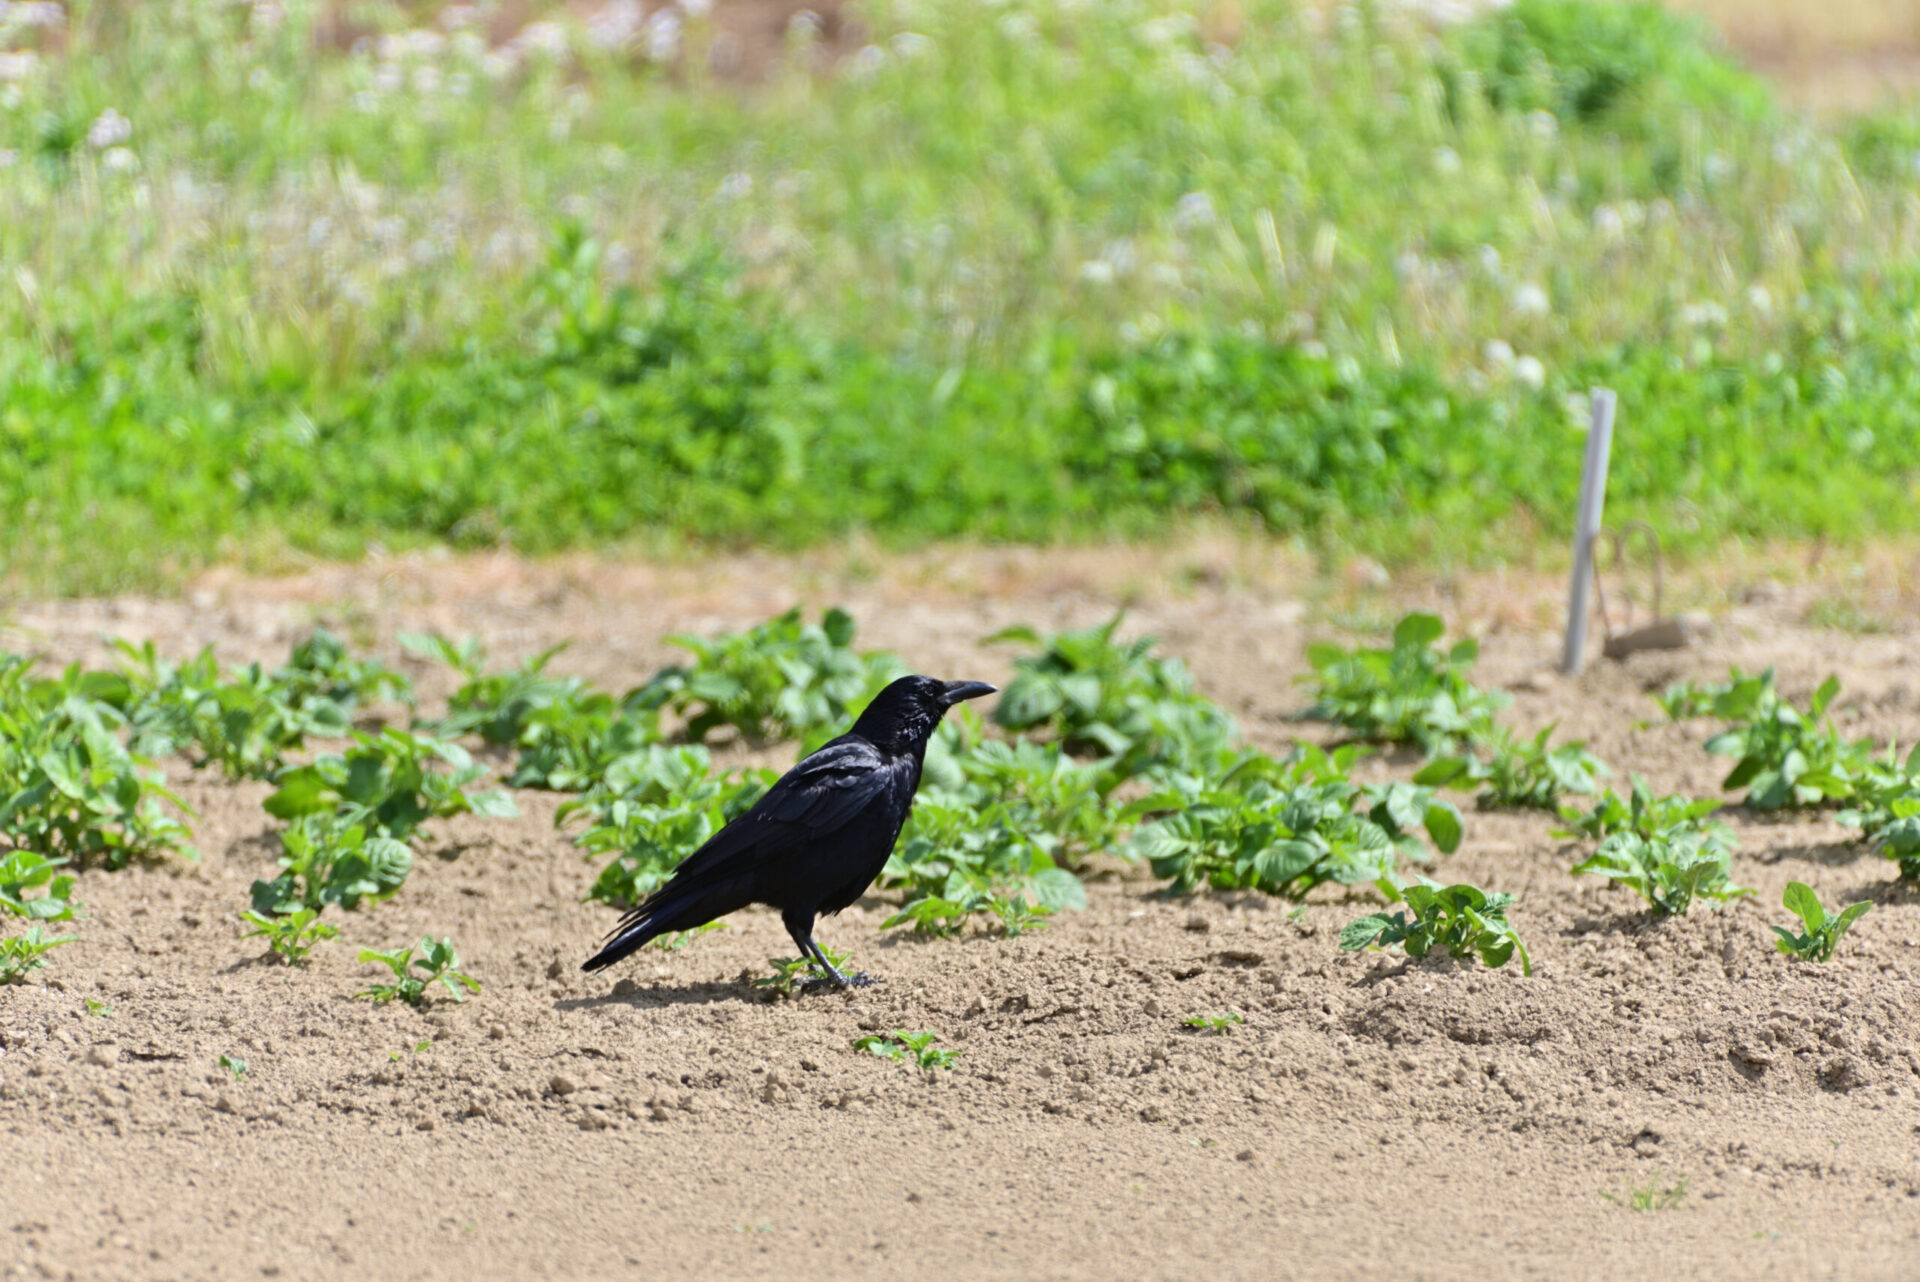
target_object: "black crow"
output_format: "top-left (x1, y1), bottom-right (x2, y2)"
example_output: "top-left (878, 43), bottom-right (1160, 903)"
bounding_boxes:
top-left (581, 674), bottom-right (997, 985)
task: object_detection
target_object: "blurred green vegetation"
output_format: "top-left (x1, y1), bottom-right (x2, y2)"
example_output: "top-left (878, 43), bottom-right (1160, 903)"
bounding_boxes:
top-left (5, 0), bottom-right (1920, 592)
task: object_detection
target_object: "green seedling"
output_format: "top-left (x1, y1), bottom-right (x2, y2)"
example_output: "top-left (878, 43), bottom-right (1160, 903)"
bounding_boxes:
top-left (240, 906), bottom-right (339, 964)
top-left (755, 946), bottom-right (856, 997)
top-left (390, 1039), bottom-right (433, 1061)
top-left (1572, 828), bottom-right (1748, 916)
top-left (1296, 612), bottom-right (1508, 753)
top-left (654, 922), bottom-right (729, 951)
top-left (1182, 1012), bottom-right (1245, 1035)
top-left (0, 926), bottom-right (77, 983)
top-left (1603, 1175), bottom-right (1689, 1212)
top-left (356, 937), bottom-right (481, 1006)
top-left (218, 1054), bottom-right (248, 1081)
top-left (1772, 881), bottom-right (1871, 962)
top-left (1340, 879), bottom-right (1532, 975)
top-left (854, 1029), bottom-right (959, 1069)
top-left (85, 998), bottom-right (114, 1017)
top-left (250, 816), bottom-right (414, 915)
top-left (1416, 724), bottom-right (1608, 810)
top-left (1651, 668), bottom-right (1772, 722)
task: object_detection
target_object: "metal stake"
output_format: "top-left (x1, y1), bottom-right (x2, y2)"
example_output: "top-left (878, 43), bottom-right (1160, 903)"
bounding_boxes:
top-left (1561, 388), bottom-right (1617, 675)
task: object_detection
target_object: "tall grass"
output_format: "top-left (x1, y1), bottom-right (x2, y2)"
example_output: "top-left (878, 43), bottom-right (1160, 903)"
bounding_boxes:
top-left (3, 0), bottom-right (1920, 592)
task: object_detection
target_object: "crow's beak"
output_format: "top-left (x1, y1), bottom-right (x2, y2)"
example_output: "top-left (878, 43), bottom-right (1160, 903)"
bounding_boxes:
top-left (941, 680), bottom-right (998, 706)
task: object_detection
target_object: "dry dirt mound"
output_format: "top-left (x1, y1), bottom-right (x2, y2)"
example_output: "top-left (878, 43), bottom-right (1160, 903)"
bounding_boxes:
top-left (5, 547), bottom-right (1920, 1280)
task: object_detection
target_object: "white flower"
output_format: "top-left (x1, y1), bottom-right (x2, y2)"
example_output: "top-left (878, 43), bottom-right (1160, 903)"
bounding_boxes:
top-left (1513, 354), bottom-right (1545, 389)
top-left (1172, 191), bottom-right (1215, 233)
top-left (102, 146), bottom-right (137, 173)
top-left (0, 51), bottom-right (36, 84)
top-left (681, 0), bottom-right (714, 18)
top-left (998, 11), bottom-right (1037, 41)
top-left (439, 4), bottom-right (481, 29)
top-left (0, 148), bottom-right (17, 167)
top-left (1703, 152), bottom-right (1735, 185)
top-left (1592, 204), bottom-right (1625, 242)
top-left (1527, 109), bottom-right (1557, 141)
top-left (1432, 146), bottom-right (1460, 175)
top-left (514, 20), bottom-right (571, 60)
top-left (787, 10), bottom-right (823, 42)
top-left (86, 108), bottom-right (131, 149)
top-left (1078, 260), bottom-right (1117, 285)
top-left (1678, 301), bottom-right (1728, 328)
top-left (847, 43), bottom-right (885, 79)
top-left (1482, 338), bottom-right (1515, 370)
top-left (1746, 284), bottom-right (1773, 315)
top-left (1476, 244), bottom-right (1502, 278)
top-left (644, 8), bottom-right (682, 62)
top-left (1509, 281), bottom-right (1549, 319)
top-left (891, 32), bottom-right (933, 58)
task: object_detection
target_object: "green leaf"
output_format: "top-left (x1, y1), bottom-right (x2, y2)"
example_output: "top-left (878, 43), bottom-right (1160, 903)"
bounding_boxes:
top-left (1392, 613), bottom-right (1445, 650)
top-left (1781, 881), bottom-right (1825, 932)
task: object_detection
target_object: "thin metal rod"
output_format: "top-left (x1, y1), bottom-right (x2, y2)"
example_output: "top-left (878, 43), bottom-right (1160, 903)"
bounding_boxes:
top-left (1561, 388), bottom-right (1618, 675)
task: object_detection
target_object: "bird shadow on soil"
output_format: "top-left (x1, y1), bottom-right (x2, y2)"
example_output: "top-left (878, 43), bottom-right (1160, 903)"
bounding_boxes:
top-left (554, 982), bottom-right (772, 1013)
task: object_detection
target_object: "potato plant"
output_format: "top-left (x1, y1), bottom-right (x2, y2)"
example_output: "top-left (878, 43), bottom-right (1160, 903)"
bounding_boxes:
top-left (853, 1029), bottom-right (959, 1070)
top-left (1416, 725), bottom-right (1608, 811)
top-left (263, 727), bottom-right (516, 841)
top-left (987, 613), bottom-right (1236, 777)
top-left (356, 937), bottom-right (480, 1005)
top-left (0, 926), bottom-right (77, 983)
top-left (1123, 745), bottom-right (1459, 899)
top-left (1297, 612), bottom-right (1507, 753)
top-left (1340, 880), bottom-right (1532, 975)
top-left (1703, 674), bottom-right (1869, 809)
top-left (636, 607), bottom-right (903, 745)
top-left (1571, 828), bottom-right (1747, 916)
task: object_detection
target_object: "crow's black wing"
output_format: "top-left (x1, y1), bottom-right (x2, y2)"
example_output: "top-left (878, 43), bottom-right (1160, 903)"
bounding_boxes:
top-left (654, 734), bottom-right (911, 888)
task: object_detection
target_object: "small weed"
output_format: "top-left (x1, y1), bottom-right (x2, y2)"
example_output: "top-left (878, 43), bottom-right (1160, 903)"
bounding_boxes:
top-left (1340, 880), bottom-right (1532, 975)
top-left (1603, 1174), bottom-right (1689, 1211)
top-left (654, 922), bottom-right (728, 952)
top-left (853, 1029), bottom-right (960, 1069)
top-left (356, 937), bottom-right (481, 1006)
top-left (754, 946), bottom-right (856, 997)
top-left (0, 926), bottom-right (77, 983)
top-left (240, 906), bottom-right (339, 965)
top-left (1772, 882), bottom-right (1871, 963)
top-left (85, 998), bottom-right (114, 1018)
top-left (218, 1054), bottom-right (248, 1081)
top-left (1182, 1012), bottom-right (1245, 1035)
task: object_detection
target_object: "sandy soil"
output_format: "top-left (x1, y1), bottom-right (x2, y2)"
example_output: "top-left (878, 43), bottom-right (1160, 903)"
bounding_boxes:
top-left (5, 544), bottom-right (1920, 1281)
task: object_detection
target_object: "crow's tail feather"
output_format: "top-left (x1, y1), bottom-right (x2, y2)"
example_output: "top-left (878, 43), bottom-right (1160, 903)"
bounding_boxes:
top-left (580, 878), bottom-right (750, 974)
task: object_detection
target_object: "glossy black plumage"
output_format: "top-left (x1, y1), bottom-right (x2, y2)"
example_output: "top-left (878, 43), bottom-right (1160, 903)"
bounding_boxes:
top-left (581, 675), bottom-right (996, 984)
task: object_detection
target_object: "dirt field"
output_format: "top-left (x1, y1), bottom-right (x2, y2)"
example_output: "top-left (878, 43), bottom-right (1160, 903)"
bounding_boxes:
top-left (3, 544), bottom-right (1920, 1279)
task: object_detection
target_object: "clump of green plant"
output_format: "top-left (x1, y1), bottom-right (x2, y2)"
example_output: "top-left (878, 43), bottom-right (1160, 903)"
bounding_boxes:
top-left (1649, 667), bottom-right (1772, 723)
top-left (1416, 724), bottom-right (1608, 810)
top-left (1772, 882), bottom-right (1871, 963)
top-left (1834, 744), bottom-right (1920, 879)
top-left (240, 906), bottom-right (340, 965)
top-left (1124, 745), bottom-right (1460, 899)
top-left (853, 1029), bottom-right (960, 1070)
top-left (0, 850), bottom-right (79, 922)
top-left (988, 613), bottom-right (1236, 776)
top-left (408, 636), bottom-right (660, 791)
top-left (249, 816), bottom-right (415, 916)
top-left (923, 721), bottom-right (1123, 870)
top-left (1703, 674), bottom-right (1869, 809)
top-left (85, 998), bottom-right (114, 1018)
top-left (1571, 828), bottom-right (1747, 915)
top-left (881, 787), bottom-right (1087, 937)
top-left (755, 945), bottom-right (857, 997)
top-left (1297, 613), bottom-right (1508, 752)
top-left (0, 662), bottom-right (192, 866)
top-left (264, 728), bottom-right (516, 840)
top-left (1182, 1011), bottom-right (1245, 1035)
top-left (1340, 879), bottom-right (1532, 975)
top-left (115, 631), bottom-right (408, 781)
top-left (0, 926), bottom-right (77, 983)
top-left (1555, 777), bottom-right (1725, 843)
top-left (636, 607), bottom-right (902, 745)
top-left (217, 1054), bottom-right (249, 1081)
top-left (558, 745), bottom-right (773, 907)
top-left (355, 937), bottom-right (481, 1006)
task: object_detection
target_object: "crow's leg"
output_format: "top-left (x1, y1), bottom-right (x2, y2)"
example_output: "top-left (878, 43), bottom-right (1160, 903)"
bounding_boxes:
top-left (782, 908), bottom-right (877, 989)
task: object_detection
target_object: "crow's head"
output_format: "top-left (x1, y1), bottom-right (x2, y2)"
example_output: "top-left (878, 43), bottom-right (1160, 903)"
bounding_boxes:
top-left (850, 675), bottom-right (997, 752)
